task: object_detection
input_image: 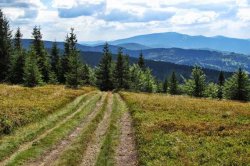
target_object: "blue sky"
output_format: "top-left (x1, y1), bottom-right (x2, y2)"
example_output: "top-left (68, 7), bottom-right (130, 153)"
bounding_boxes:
top-left (1, 0), bottom-right (250, 41)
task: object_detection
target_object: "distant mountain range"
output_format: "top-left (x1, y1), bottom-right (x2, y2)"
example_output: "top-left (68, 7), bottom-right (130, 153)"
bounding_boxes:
top-left (21, 39), bottom-right (250, 74)
top-left (109, 32), bottom-right (250, 55)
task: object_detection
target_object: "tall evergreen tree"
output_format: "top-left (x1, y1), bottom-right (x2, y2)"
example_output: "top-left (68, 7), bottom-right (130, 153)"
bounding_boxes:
top-left (65, 51), bottom-right (83, 88)
top-left (169, 72), bottom-right (178, 95)
top-left (224, 68), bottom-right (250, 101)
top-left (0, 9), bottom-right (12, 82)
top-left (185, 66), bottom-right (206, 97)
top-left (96, 42), bottom-right (113, 91)
top-left (9, 28), bottom-right (26, 84)
top-left (138, 51), bottom-right (145, 69)
top-left (64, 28), bottom-right (83, 88)
top-left (31, 26), bottom-right (51, 82)
top-left (163, 77), bottom-right (169, 93)
top-left (23, 47), bottom-right (43, 87)
top-left (60, 28), bottom-right (78, 83)
top-left (50, 41), bottom-right (60, 81)
top-left (81, 64), bottom-right (90, 85)
top-left (217, 71), bottom-right (225, 99)
top-left (113, 48), bottom-right (129, 89)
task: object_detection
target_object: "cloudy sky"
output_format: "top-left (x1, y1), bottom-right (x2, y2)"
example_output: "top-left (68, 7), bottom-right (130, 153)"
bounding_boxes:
top-left (1, 0), bottom-right (250, 41)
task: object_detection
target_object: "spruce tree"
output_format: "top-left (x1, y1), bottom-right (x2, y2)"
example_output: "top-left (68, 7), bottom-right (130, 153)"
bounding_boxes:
top-left (0, 9), bottom-right (12, 82)
top-left (163, 77), bottom-right (169, 93)
top-left (113, 48), bottom-right (128, 89)
top-left (96, 42), bottom-right (113, 91)
top-left (217, 71), bottom-right (225, 99)
top-left (31, 26), bottom-right (51, 82)
top-left (23, 47), bottom-right (43, 87)
top-left (224, 68), bottom-right (250, 101)
top-left (60, 28), bottom-right (78, 83)
top-left (50, 41), bottom-right (60, 81)
top-left (65, 52), bottom-right (83, 88)
top-left (81, 64), bottom-right (90, 85)
top-left (138, 51), bottom-right (145, 69)
top-left (64, 28), bottom-right (83, 88)
top-left (185, 66), bottom-right (206, 97)
top-left (169, 71), bottom-right (178, 95)
top-left (9, 28), bottom-right (26, 84)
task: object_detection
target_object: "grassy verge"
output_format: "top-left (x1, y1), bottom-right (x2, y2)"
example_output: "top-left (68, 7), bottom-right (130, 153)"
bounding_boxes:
top-left (5, 93), bottom-right (102, 166)
top-left (0, 91), bottom-right (97, 162)
top-left (54, 93), bottom-right (110, 166)
top-left (0, 84), bottom-right (95, 135)
top-left (95, 94), bottom-right (125, 166)
top-left (120, 92), bottom-right (250, 165)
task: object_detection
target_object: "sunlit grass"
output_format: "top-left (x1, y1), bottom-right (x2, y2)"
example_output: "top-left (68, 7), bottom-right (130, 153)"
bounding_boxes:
top-left (121, 92), bottom-right (250, 165)
top-left (0, 84), bottom-right (95, 135)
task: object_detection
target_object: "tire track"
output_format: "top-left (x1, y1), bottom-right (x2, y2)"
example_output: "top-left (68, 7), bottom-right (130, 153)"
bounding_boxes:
top-left (115, 95), bottom-right (138, 166)
top-left (81, 93), bottom-right (113, 166)
top-left (27, 92), bottom-right (107, 166)
top-left (0, 92), bottom-right (100, 166)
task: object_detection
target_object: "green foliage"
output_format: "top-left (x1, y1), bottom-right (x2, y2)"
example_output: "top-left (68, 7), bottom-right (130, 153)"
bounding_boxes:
top-left (32, 26), bottom-right (51, 83)
top-left (169, 72), bottom-right (178, 95)
top-left (113, 48), bottom-right (130, 89)
top-left (138, 51), bottom-right (145, 69)
top-left (50, 41), bottom-right (61, 82)
top-left (8, 28), bottom-right (26, 84)
top-left (65, 51), bottom-right (83, 88)
top-left (0, 9), bottom-right (12, 82)
top-left (23, 47), bottom-right (43, 87)
top-left (218, 71), bottom-right (225, 99)
top-left (129, 64), bottom-right (157, 92)
top-left (96, 42), bottom-right (113, 91)
top-left (223, 68), bottom-right (250, 101)
top-left (163, 77), bottom-right (169, 93)
top-left (185, 66), bottom-right (206, 97)
top-left (204, 83), bottom-right (219, 99)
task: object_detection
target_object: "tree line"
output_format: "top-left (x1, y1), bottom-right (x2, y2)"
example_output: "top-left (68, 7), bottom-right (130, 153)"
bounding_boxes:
top-left (0, 9), bottom-right (250, 101)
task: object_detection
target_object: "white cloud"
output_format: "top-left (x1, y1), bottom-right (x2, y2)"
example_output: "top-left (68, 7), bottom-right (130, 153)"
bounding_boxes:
top-left (237, 7), bottom-right (250, 21)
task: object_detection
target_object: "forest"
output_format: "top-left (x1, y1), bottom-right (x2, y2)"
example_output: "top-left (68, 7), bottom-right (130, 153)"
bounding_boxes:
top-left (0, 9), bottom-right (250, 101)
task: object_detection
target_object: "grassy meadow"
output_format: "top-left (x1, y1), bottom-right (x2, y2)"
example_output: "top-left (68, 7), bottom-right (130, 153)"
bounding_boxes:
top-left (120, 92), bottom-right (250, 165)
top-left (0, 84), bottom-right (95, 135)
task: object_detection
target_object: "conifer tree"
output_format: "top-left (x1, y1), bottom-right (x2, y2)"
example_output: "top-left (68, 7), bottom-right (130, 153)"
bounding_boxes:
top-left (224, 68), bottom-right (250, 101)
top-left (31, 26), bottom-right (51, 82)
top-left (9, 28), bottom-right (26, 84)
top-left (0, 9), bottom-right (12, 82)
top-left (50, 41), bottom-right (60, 81)
top-left (217, 71), bottom-right (225, 99)
top-left (65, 51), bottom-right (83, 88)
top-left (23, 47), bottom-right (43, 87)
top-left (113, 48), bottom-right (129, 89)
top-left (163, 77), bottom-right (169, 93)
top-left (81, 64), bottom-right (90, 85)
top-left (185, 66), bottom-right (206, 97)
top-left (64, 28), bottom-right (83, 88)
top-left (138, 51), bottom-right (145, 69)
top-left (61, 28), bottom-right (78, 83)
top-left (169, 71), bottom-right (178, 95)
top-left (96, 42), bottom-right (113, 91)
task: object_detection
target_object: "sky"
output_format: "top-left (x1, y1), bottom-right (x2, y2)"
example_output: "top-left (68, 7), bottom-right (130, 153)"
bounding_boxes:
top-left (1, 0), bottom-right (250, 41)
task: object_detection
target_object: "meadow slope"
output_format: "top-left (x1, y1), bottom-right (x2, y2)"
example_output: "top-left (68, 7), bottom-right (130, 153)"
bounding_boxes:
top-left (120, 92), bottom-right (250, 165)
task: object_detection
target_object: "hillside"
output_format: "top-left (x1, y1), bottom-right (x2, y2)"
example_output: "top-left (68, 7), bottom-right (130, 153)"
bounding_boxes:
top-left (80, 51), bottom-right (232, 82)
top-left (110, 32), bottom-right (250, 55)
top-left (22, 39), bottom-right (250, 73)
top-left (121, 92), bottom-right (250, 165)
top-left (1, 85), bottom-right (248, 165)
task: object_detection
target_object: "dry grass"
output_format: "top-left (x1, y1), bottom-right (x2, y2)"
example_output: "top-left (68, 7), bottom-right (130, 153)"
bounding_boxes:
top-left (0, 84), bottom-right (95, 135)
top-left (120, 92), bottom-right (250, 166)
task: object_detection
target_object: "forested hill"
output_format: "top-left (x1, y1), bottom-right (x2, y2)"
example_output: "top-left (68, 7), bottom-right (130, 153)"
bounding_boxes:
top-left (21, 39), bottom-right (250, 73)
top-left (80, 51), bottom-right (232, 82)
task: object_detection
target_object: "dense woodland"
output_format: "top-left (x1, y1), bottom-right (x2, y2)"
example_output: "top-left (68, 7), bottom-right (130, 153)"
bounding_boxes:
top-left (0, 9), bottom-right (250, 101)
